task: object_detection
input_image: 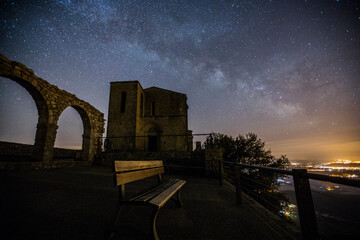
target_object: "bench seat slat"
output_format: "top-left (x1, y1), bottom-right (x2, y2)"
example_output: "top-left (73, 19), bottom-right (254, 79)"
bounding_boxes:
top-left (115, 167), bottom-right (164, 186)
top-left (114, 160), bottom-right (163, 172)
top-left (129, 179), bottom-right (179, 203)
top-left (149, 180), bottom-right (186, 207)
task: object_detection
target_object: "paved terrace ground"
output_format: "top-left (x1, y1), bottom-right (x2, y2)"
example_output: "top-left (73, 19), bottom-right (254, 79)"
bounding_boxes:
top-left (0, 166), bottom-right (299, 240)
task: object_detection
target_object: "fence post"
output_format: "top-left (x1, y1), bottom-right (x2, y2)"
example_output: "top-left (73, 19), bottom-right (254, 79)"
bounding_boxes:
top-left (234, 164), bottom-right (242, 204)
top-left (219, 159), bottom-right (223, 186)
top-left (292, 168), bottom-right (319, 240)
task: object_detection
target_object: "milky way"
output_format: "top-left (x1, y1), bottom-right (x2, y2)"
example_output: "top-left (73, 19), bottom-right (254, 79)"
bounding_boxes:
top-left (1, 0), bottom-right (359, 162)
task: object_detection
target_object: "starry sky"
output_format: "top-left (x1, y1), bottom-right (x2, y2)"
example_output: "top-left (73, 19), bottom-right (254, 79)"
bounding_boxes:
top-left (0, 0), bottom-right (359, 162)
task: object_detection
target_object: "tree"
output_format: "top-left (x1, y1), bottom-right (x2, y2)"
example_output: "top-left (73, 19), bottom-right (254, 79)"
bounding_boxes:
top-left (204, 132), bottom-right (292, 218)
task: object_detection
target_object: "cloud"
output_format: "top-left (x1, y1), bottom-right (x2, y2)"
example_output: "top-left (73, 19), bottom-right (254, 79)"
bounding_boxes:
top-left (203, 68), bottom-right (229, 89)
top-left (261, 97), bottom-right (303, 118)
top-left (58, 0), bottom-right (117, 24)
top-left (233, 76), bottom-right (303, 119)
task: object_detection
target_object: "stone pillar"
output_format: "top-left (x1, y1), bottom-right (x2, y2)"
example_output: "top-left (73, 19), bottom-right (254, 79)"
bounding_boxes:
top-left (97, 137), bottom-right (103, 155)
top-left (81, 134), bottom-right (91, 161)
top-left (83, 129), bottom-right (103, 163)
top-left (41, 123), bottom-right (58, 167)
top-left (32, 123), bottom-right (47, 161)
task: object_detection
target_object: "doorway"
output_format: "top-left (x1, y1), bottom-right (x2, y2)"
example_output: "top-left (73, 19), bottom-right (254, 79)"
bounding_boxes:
top-left (148, 136), bottom-right (158, 152)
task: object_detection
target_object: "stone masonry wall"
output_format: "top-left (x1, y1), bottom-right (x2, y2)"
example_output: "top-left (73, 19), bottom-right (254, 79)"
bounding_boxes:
top-left (0, 54), bottom-right (105, 167)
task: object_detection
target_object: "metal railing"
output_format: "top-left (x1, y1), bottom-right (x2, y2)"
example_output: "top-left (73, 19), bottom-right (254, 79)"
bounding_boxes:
top-left (219, 160), bottom-right (360, 240)
top-left (97, 134), bottom-right (210, 152)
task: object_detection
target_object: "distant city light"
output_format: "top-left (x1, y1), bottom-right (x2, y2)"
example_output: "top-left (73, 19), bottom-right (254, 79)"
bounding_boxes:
top-left (290, 159), bottom-right (360, 179)
top-left (334, 159), bottom-right (352, 164)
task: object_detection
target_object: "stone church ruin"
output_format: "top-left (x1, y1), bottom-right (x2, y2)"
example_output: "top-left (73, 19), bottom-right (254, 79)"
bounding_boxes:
top-left (106, 81), bottom-right (193, 153)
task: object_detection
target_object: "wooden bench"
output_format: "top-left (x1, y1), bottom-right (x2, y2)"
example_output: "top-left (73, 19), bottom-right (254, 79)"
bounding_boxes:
top-left (110, 160), bottom-right (186, 240)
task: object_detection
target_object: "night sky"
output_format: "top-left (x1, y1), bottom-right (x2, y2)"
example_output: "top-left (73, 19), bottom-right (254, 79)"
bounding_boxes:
top-left (0, 0), bottom-right (359, 162)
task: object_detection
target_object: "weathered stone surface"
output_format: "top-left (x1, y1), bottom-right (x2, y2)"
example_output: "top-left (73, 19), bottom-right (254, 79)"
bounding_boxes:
top-left (0, 54), bottom-right (105, 167)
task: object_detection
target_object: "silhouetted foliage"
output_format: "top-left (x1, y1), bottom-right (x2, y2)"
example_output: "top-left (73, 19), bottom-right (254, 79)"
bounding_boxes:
top-left (204, 132), bottom-right (292, 218)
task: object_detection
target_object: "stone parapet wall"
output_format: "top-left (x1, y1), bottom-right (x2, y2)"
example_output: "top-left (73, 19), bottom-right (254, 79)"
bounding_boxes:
top-left (98, 150), bottom-right (190, 163)
top-left (0, 141), bottom-right (81, 161)
top-left (97, 150), bottom-right (204, 168)
top-left (0, 141), bottom-right (34, 159)
top-left (96, 150), bottom-right (216, 177)
top-left (53, 148), bottom-right (81, 160)
top-left (0, 161), bottom-right (91, 170)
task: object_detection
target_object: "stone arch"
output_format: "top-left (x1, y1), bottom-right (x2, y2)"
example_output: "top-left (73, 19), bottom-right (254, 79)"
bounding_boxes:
top-left (55, 104), bottom-right (92, 161)
top-left (0, 61), bottom-right (50, 163)
top-left (0, 54), bottom-right (105, 167)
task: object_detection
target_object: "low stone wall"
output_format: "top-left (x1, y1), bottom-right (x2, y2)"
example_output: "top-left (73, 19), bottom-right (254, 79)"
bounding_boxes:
top-left (98, 150), bottom-right (203, 164)
top-left (0, 141), bottom-right (225, 173)
top-left (0, 141), bottom-right (81, 161)
top-left (0, 160), bottom-right (91, 170)
top-left (0, 162), bottom-right (43, 170)
top-left (53, 148), bottom-right (81, 160)
top-left (0, 141), bottom-right (33, 160)
top-left (96, 150), bottom-right (217, 176)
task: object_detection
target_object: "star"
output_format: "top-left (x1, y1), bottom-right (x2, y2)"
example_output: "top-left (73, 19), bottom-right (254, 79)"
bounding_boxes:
top-left (0, 0), bottom-right (359, 162)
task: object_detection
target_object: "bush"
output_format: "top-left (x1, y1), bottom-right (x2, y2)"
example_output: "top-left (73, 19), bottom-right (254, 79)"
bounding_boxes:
top-left (204, 132), bottom-right (292, 218)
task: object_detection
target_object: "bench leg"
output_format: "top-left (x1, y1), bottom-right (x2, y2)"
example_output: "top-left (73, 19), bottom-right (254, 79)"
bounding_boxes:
top-left (177, 189), bottom-right (184, 207)
top-left (151, 207), bottom-right (160, 240)
top-left (171, 189), bottom-right (184, 208)
top-left (108, 206), bottom-right (123, 240)
top-left (114, 206), bottom-right (123, 226)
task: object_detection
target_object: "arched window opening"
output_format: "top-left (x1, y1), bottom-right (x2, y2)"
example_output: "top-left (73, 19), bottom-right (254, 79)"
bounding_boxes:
top-left (54, 107), bottom-right (83, 161)
top-left (0, 77), bottom-right (38, 161)
top-left (121, 91), bottom-right (126, 113)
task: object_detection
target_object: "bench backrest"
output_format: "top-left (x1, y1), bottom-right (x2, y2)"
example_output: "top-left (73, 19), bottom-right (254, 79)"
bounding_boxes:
top-left (114, 160), bottom-right (164, 186)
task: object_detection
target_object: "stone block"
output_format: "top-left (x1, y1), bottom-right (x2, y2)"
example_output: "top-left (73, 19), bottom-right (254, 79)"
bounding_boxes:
top-left (13, 62), bottom-right (27, 69)
top-left (13, 70), bottom-right (21, 77)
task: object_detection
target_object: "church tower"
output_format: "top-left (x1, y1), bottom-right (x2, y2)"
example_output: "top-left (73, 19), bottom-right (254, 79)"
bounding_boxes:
top-left (106, 81), bottom-right (144, 151)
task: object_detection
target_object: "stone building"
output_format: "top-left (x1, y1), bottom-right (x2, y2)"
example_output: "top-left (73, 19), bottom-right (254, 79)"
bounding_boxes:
top-left (106, 81), bottom-right (192, 152)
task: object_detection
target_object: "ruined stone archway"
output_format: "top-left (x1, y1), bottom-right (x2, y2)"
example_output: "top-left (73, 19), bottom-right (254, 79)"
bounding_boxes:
top-left (0, 54), bottom-right (105, 167)
top-left (0, 58), bottom-right (50, 163)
